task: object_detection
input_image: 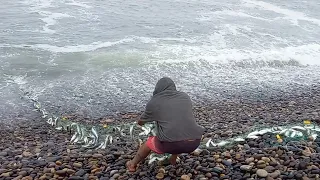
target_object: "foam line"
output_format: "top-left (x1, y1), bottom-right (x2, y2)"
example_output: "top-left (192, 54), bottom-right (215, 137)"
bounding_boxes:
top-left (0, 38), bottom-right (135, 53)
top-left (39, 11), bottom-right (72, 34)
top-left (242, 0), bottom-right (320, 26)
top-left (65, 0), bottom-right (92, 8)
top-left (199, 10), bottom-right (271, 22)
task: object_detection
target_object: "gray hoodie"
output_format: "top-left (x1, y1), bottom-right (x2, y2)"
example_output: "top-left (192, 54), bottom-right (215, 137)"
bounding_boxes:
top-left (140, 77), bottom-right (205, 142)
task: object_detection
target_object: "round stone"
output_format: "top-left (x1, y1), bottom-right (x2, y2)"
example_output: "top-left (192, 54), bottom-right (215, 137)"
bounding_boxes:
top-left (156, 172), bottom-right (164, 179)
top-left (256, 169), bottom-right (268, 178)
top-left (240, 165), bottom-right (252, 171)
top-left (181, 174), bottom-right (190, 180)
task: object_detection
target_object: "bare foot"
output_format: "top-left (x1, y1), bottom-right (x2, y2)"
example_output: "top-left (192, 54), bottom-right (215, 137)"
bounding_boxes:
top-left (169, 154), bottom-right (179, 165)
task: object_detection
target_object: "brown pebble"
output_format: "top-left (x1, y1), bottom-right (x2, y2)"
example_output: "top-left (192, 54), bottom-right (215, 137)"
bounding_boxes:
top-left (235, 154), bottom-right (241, 159)
top-left (91, 168), bottom-right (101, 174)
top-left (21, 176), bottom-right (33, 180)
top-left (269, 170), bottom-right (280, 178)
top-left (73, 162), bottom-right (82, 168)
top-left (156, 172), bottom-right (164, 179)
top-left (12, 175), bottom-right (23, 180)
top-left (181, 174), bottom-right (191, 180)
top-left (245, 157), bottom-right (254, 164)
top-left (262, 157), bottom-right (270, 163)
top-left (18, 171), bottom-right (28, 176)
top-left (266, 176), bottom-right (274, 180)
top-left (55, 161), bottom-right (62, 166)
top-left (224, 152), bottom-right (231, 158)
top-left (89, 175), bottom-right (98, 180)
top-left (158, 168), bottom-right (165, 174)
top-left (55, 169), bottom-right (66, 176)
top-left (39, 175), bottom-right (47, 180)
top-left (205, 172), bottom-right (212, 178)
top-left (67, 169), bottom-right (76, 174)
top-left (0, 172), bottom-right (12, 177)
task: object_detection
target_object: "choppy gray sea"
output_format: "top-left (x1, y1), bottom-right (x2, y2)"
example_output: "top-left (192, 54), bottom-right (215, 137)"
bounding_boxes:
top-left (1, 0), bottom-right (320, 123)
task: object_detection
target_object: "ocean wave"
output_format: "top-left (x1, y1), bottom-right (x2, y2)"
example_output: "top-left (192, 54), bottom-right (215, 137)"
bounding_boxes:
top-left (0, 36), bottom-right (199, 53)
top-left (153, 43), bottom-right (320, 66)
top-left (198, 10), bottom-right (271, 22)
top-left (242, 0), bottom-right (320, 26)
top-left (65, 0), bottom-right (92, 9)
top-left (39, 11), bottom-right (73, 34)
top-left (23, 0), bottom-right (54, 10)
top-left (0, 38), bottom-right (135, 53)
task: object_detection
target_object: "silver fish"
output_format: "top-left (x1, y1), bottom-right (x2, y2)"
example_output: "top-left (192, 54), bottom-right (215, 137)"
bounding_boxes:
top-left (47, 118), bottom-right (52, 125)
top-left (129, 124), bottom-right (135, 139)
top-left (96, 141), bottom-right (105, 149)
top-left (70, 132), bottom-right (78, 143)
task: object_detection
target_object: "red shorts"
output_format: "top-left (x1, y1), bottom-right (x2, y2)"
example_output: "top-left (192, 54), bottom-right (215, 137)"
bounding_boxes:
top-left (145, 136), bottom-right (200, 154)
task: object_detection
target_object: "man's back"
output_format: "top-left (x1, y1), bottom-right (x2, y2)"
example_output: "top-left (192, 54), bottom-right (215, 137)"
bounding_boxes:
top-left (141, 77), bottom-right (205, 142)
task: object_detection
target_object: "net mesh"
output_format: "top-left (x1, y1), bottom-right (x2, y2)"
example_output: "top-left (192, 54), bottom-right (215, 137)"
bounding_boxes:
top-left (22, 89), bottom-right (320, 164)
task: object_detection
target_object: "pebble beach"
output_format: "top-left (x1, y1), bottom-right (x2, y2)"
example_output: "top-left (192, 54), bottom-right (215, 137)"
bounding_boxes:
top-left (1, 84), bottom-right (320, 180)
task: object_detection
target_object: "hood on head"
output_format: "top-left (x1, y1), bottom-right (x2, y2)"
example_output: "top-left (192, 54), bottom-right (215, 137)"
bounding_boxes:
top-left (153, 77), bottom-right (177, 95)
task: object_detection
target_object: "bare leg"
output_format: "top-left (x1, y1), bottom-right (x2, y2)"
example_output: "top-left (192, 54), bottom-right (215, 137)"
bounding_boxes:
top-left (126, 143), bottom-right (151, 172)
top-left (169, 154), bottom-right (178, 165)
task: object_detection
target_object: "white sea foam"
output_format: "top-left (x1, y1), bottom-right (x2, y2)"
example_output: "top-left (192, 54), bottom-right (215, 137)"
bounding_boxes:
top-left (24, 0), bottom-right (54, 10)
top-left (132, 36), bottom-right (198, 44)
top-left (199, 10), bottom-right (271, 22)
top-left (3, 74), bottom-right (28, 85)
top-left (0, 38), bottom-right (135, 53)
top-left (65, 0), bottom-right (92, 8)
top-left (39, 11), bottom-right (72, 34)
top-left (242, 0), bottom-right (320, 26)
top-left (23, 0), bottom-right (73, 34)
top-left (154, 43), bottom-right (320, 66)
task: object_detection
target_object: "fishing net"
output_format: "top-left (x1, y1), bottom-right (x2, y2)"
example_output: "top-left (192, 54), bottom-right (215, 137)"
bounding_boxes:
top-left (23, 90), bottom-right (320, 164)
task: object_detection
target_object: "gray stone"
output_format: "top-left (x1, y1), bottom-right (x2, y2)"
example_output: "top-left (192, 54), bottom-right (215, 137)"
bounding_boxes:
top-left (0, 152), bottom-right (8, 156)
top-left (240, 165), bottom-right (252, 171)
top-left (46, 156), bottom-right (61, 162)
top-left (256, 169), bottom-right (268, 178)
top-left (69, 176), bottom-right (84, 180)
top-left (110, 170), bottom-right (118, 176)
top-left (75, 169), bottom-right (86, 176)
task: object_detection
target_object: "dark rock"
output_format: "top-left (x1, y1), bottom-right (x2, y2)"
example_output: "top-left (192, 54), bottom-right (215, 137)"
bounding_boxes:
top-left (265, 166), bottom-right (275, 173)
top-left (35, 160), bottom-right (47, 167)
top-left (18, 171), bottom-right (28, 176)
top-left (298, 161), bottom-right (307, 170)
top-left (69, 176), bottom-right (84, 180)
top-left (75, 169), bottom-right (86, 176)
top-left (212, 167), bottom-right (223, 174)
top-left (46, 156), bottom-right (61, 162)
top-left (222, 160), bottom-right (232, 166)
top-left (295, 172), bottom-right (303, 179)
top-left (56, 169), bottom-right (67, 176)
top-left (311, 169), bottom-right (320, 174)
top-left (206, 158), bottom-right (214, 163)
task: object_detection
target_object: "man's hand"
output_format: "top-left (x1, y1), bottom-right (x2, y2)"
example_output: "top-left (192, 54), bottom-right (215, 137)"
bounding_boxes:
top-left (137, 120), bottom-right (146, 126)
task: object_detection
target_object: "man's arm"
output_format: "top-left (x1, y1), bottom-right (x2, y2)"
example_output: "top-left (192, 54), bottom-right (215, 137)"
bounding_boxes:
top-left (137, 102), bottom-right (154, 125)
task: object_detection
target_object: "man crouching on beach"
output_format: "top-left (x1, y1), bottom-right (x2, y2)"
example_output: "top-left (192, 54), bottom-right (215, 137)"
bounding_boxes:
top-left (126, 77), bottom-right (205, 172)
